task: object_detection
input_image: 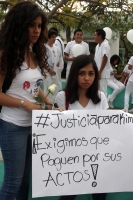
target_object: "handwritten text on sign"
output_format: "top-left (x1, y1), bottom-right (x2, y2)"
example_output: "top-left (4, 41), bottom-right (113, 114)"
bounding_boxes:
top-left (32, 110), bottom-right (133, 198)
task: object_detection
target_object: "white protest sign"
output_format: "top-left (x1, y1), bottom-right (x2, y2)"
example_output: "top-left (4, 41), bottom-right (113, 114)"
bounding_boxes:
top-left (32, 110), bottom-right (133, 198)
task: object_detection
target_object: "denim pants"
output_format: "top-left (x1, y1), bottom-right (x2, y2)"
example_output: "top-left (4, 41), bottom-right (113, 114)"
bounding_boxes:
top-left (0, 119), bottom-right (31, 200)
top-left (59, 193), bottom-right (107, 200)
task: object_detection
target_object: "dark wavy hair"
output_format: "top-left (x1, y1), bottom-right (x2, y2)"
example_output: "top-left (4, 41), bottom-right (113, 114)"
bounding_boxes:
top-left (110, 54), bottom-right (120, 66)
top-left (0, 1), bottom-right (48, 90)
top-left (65, 54), bottom-right (101, 104)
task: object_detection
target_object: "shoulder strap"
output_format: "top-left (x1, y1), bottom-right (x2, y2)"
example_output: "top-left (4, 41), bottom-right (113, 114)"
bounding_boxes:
top-left (64, 90), bottom-right (69, 110)
top-left (56, 38), bottom-right (63, 57)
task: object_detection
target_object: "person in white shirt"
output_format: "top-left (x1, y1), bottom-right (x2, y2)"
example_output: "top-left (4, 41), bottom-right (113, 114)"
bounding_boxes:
top-left (0, 1), bottom-right (52, 199)
top-left (122, 64), bottom-right (133, 112)
top-left (55, 55), bottom-right (108, 200)
top-left (49, 27), bottom-right (65, 89)
top-left (107, 55), bottom-right (125, 108)
top-left (44, 29), bottom-right (61, 103)
top-left (123, 56), bottom-right (133, 112)
top-left (64, 29), bottom-right (90, 79)
top-left (94, 29), bottom-right (110, 96)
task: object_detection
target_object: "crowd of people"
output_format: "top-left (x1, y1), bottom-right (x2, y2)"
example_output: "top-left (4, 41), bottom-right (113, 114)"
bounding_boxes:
top-left (0, 1), bottom-right (132, 200)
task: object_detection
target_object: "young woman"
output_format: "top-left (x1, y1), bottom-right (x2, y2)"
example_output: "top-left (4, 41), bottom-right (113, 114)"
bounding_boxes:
top-left (0, 1), bottom-right (52, 199)
top-left (107, 55), bottom-right (125, 108)
top-left (55, 54), bottom-right (108, 200)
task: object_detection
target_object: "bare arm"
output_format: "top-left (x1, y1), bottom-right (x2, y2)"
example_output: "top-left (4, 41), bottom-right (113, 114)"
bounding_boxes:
top-left (64, 52), bottom-right (75, 61)
top-left (99, 54), bottom-right (108, 79)
top-left (49, 68), bottom-right (56, 76)
top-left (114, 74), bottom-right (122, 79)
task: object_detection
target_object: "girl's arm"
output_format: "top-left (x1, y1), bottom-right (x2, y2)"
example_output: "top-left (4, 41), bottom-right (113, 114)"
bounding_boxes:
top-left (114, 74), bottom-right (122, 79)
top-left (99, 54), bottom-right (108, 79)
top-left (64, 52), bottom-right (75, 61)
top-left (39, 88), bottom-right (52, 110)
top-left (0, 74), bottom-right (42, 112)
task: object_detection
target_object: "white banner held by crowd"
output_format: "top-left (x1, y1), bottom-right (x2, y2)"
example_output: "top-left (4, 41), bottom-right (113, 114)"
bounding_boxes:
top-left (32, 110), bottom-right (133, 198)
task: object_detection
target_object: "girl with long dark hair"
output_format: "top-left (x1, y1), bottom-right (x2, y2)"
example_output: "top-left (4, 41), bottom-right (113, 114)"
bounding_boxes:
top-left (55, 54), bottom-right (108, 111)
top-left (0, 1), bottom-right (52, 199)
top-left (55, 54), bottom-right (108, 200)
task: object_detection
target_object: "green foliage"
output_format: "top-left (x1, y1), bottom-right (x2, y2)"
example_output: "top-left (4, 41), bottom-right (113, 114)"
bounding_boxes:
top-left (0, 0), bottom-right (133, 58)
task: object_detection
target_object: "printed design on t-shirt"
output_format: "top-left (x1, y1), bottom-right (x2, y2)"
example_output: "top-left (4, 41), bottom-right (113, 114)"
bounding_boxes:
top-left (33, 87), bottom-right (39, 95)
top-left (23, 81), bottom-right (30, 89)
top-left (32, 79), bottom-right (43, 97)
top-left (23, 79), bottom-right (43, 97)
top-left (35, 79), bottom-right (43, 87)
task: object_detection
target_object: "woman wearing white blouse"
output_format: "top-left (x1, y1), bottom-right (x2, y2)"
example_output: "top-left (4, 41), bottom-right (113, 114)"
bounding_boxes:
top-left (55, 54), bottom-right (108, 200)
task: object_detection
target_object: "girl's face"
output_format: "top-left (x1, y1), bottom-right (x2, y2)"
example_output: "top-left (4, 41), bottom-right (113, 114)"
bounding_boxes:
top-left (28, 16), bottom-right (42, 43)
top-left (113, 59), bottom-right (119, 65)
top-left (78, 63), bottom-right (95, 90)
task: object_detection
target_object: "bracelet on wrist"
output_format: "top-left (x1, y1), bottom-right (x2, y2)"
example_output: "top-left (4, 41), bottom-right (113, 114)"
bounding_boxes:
top-left (20, 100), bottom-right (24, 108)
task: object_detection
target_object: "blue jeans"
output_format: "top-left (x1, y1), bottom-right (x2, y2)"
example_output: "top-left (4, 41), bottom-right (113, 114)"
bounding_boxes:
top-left (59, 193), bottom-right (107, 200)
top-left (0, 119), bottom-right (31, 200)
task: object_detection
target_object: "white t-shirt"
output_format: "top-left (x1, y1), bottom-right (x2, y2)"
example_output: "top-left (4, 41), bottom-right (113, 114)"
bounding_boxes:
top-left (94, 40), bottom-right (110, 78)
top-left (128, 56), bottom-right (133, 82)
top-left (46, 44), bottom-right (60, 70)
top-left (64, 40), bottom-right (90, 70)
top-left (55, 91), bottom-right (108, 110)
top-left (1, 62), bottom-right (44, 126)
top-left (54, 36), bottom-right (64, 70)
top-left (55, 36), bottom-right (64, 55)
top-left (123, 65), bottom-right (130, 73)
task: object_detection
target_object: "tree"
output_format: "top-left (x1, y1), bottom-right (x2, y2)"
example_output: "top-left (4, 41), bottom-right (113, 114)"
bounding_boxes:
top-left (37, 0), bottom-right (133, 43)
top-left (0, 0), bottom-right (133, 57)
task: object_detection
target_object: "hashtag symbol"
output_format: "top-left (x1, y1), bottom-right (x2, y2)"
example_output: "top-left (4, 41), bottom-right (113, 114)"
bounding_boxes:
top-left (34, 114), bottom-right (50, 128)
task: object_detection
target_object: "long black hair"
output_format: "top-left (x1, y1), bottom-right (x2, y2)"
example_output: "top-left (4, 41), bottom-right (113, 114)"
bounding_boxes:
top-left (110, 54), bottom-right (120, 66)
top-left (0, 1), bottom-right (48, 91)
top-left (65, 54), bottom-right (101, 104)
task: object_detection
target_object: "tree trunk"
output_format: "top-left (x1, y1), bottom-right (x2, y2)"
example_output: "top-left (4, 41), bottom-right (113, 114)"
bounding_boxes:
top-left (120, 35), bottom-right (129, 62)
top-left (66, 26), bottom-right (71, 43)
